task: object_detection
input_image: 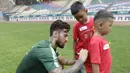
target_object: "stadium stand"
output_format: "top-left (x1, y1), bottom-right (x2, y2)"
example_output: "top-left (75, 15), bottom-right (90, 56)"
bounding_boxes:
top-left (89, 0), bottom-right (113, 4)
top-left (0, 0), bottom-right (130, 22)
top-left (10, 5), bottom-right (23, 12)
top-left (0, 0), bottom-right (15, 12)
top-left (0, 11), bottom-right (4, 21)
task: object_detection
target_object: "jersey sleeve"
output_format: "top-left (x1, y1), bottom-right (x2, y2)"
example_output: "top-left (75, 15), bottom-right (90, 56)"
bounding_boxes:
top-left (36, 48), bottom-right (60, 72)
top-left (73, 23), bottom-right (79, 40)
top-left (89, 41), bottom-right (101, 64)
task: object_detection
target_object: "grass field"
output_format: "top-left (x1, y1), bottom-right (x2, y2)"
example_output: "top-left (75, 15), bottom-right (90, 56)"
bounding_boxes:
top-left (0, 22), bottom-right (130, 73)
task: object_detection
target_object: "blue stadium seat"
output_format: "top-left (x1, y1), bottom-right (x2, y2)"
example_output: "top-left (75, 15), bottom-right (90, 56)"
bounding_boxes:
top-left (90, 0), bottom-right (113, 4)
top-left (30, 3), bottom-right (62, 10)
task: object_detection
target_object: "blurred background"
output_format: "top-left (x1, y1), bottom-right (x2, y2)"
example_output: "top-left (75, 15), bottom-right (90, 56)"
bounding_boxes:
top-left (0, 0), bottom-right (130, 22)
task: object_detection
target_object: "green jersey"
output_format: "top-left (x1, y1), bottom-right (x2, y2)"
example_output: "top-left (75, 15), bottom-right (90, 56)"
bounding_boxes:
top-left (16, 40), bottom-right (60, 73)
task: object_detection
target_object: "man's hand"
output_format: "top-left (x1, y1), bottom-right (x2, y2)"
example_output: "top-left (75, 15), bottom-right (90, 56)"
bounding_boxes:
top-left (49, 49), bottom-right (88, 73)
top-left (79, 49), bottom-right (88, 62)
top-left (58, 56), bottom-right (75, 67)
top-left (58, 56), bottom-right (64, 69)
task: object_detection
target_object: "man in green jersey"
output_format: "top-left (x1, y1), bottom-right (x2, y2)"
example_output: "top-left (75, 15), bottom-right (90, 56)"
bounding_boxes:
top-left (16, 20), bottom-right (88, 73)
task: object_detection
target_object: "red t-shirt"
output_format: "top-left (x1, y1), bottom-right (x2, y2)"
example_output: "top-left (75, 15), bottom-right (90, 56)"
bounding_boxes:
top-left (73, 18), bottom-right (94, 59)
top-left (84, 35), bottom-right (112, 73)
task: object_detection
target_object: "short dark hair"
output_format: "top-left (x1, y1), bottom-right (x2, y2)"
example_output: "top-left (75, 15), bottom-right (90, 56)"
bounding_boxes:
top-left (94, 9), bottom-right (114, 22)
top-left (70, 1), bottom-right (85, 15)
top-left (50, 20), bottom-right (70, 36)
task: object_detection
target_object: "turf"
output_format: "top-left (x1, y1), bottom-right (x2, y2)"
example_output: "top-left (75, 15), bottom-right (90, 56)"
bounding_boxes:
top-left (0, 22), bottom-right (130, 73)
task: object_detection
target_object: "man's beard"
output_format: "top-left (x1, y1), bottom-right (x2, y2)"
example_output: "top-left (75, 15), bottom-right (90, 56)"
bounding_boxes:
top-left (56, 40), bottom-right (64, 48)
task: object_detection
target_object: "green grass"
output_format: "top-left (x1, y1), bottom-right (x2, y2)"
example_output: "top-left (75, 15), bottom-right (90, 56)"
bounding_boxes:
top-left (0, 22), bottom-right (130, 73)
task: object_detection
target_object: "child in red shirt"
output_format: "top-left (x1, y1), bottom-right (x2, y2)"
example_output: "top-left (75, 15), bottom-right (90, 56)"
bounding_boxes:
top-left (70, 1), bottom-right (94, 61)
top-left (70, 1), bottom-right (94, 73)
top-left (84, 10), bottom-right (114, 73)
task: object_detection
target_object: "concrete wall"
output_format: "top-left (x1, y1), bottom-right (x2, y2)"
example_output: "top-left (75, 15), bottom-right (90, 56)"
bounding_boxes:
top-left (0, 0), bottom-right (15, 12)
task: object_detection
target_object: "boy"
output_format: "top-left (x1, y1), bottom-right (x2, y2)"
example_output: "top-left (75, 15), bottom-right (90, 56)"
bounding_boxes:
top-left (84, 10), bottom-right (114, 73)
top-left (70, 1), bottom-right (94, 73)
